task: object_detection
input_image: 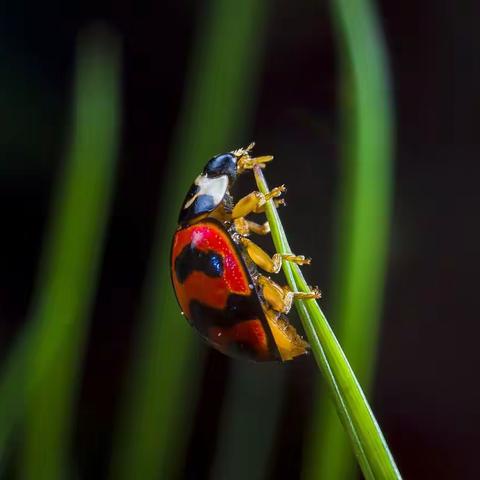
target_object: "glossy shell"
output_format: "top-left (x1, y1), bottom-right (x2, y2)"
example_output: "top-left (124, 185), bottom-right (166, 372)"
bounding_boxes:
top-left (171, 218), bottom-right (280, 361)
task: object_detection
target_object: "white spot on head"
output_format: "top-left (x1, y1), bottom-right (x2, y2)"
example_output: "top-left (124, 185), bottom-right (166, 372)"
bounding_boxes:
top-left (183, 174), bottom-right (228, 209)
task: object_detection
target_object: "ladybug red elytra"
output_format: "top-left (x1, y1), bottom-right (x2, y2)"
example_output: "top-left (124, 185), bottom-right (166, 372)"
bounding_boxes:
top-left (171, 143), bottom-right (320, 361)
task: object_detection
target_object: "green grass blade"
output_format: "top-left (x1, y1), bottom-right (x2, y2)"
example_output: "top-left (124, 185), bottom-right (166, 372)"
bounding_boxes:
top-left (211, 363), bottom-right (285, 480)
top-left (0, 323), bottom-right (36, 466)
top-left (109, 1), bottom-right (269, 479)
top-left (254, 166), bottom-right (401, 480)
top-left (303, 0), bottom-right (395, 478)
top-left (16, 25), bottom-right (121, 480)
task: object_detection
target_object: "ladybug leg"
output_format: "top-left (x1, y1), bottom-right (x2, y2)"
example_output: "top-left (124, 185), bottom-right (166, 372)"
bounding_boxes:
top-left (264, 308), bottom-right (309, 361)
top-left (231, 185), bottom-right (286, 219)
top-left (237, 155), bottom-right (274, 172)
top-left (233, 143), bottom-right (275, 172)
top-left (239, 237), bottom-right (311, 273)
top-left (233, 217), bottom-right (271, 236)
top-left (253, 198), bottom-right (286, 214)
top-left (257, 275), bottom-right (321, 314)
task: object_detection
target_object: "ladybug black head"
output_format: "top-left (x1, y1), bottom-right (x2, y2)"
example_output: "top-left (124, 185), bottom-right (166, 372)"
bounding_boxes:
top-left (203, 153), bottom-right (237, 184)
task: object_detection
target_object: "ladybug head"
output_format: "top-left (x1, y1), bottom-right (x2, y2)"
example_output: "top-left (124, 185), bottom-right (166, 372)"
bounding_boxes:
top-left (202, 143), bottom-right (258, 185)
top-left (203, 153), bottom-right (238, 184)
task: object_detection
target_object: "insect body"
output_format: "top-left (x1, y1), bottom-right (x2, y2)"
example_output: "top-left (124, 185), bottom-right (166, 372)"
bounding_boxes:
top-left (171, 144), bottom-right (320, 361)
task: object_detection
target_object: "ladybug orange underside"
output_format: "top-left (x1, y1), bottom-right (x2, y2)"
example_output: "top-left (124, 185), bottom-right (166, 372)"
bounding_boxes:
top-left (171, 219), bottom-right (281, 361)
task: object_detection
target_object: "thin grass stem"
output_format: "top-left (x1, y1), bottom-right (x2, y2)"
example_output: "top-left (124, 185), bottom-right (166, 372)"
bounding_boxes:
top-left (254, 166), bottom-right (401, 480)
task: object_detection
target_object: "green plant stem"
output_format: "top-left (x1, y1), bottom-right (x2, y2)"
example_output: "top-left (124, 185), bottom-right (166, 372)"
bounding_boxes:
top-left (254, 166), bottom-right (401, 480)
top-left (18, 26), bottom-right (121, 480)
top-left (109, 1), bottom-right (269, 479)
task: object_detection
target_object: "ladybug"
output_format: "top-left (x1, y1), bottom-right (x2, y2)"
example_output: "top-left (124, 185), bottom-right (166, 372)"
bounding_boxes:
top-left (171, 143), bottom-right (320, 361)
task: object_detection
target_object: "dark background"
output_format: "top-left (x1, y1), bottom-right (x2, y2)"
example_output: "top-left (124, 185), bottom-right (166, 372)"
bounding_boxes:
top-left (1, 0), bottom-right (479, 478)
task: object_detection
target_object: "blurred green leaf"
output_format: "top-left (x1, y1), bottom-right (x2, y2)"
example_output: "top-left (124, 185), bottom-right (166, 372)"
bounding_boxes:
top-left (303, 0), bottom-right (395, 478)
top-left (211, 363), bottom-right (285, 480)
top-left (0, 23), bottom-right (123, 479)
top-left (0, 25), bottom-right (121, 475)
top-left (18, 25), bottom-right (121, 480)
top-left (254, 166), bottom-right (401, 480)
top-left (109, 1), bottom-right (270, 479)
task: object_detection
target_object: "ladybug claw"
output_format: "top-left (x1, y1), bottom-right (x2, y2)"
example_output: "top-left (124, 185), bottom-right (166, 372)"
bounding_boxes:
top-left (281, 254), bottom-right (311, 266)
top-left (265, 185), bottom-right (286, 201)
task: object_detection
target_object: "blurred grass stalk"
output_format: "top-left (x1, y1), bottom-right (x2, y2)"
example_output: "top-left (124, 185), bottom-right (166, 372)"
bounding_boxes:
top-left (21, 26), bottom-right (121, 480)
top-left (303, 0), bottom-right (395, 479)
top-left (210, 364), bottom-right (284, 480)
top-left (0, 25), bottom-right (121, 479)
top-left (109, 1), bottom-right (269, 479)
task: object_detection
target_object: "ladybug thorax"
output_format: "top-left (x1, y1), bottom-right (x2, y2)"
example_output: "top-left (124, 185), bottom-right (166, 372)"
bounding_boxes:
top-left (178, 174), bottom-right (230, 224)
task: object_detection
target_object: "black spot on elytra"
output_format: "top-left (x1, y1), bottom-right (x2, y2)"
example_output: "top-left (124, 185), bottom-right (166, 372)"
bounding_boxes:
top-left (174, 243), bottom-right (224, 283)
top-left (188, 295), bottom-right (280, 361)
top-left (189, 293), bottom-right (264, 329)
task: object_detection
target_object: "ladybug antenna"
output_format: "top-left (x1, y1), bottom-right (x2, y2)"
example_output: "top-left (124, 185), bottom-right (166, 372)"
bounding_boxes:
top-left (234, 142), bottom-right (274, 173)
top-left (232, 142), bottom-right (255, 159)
